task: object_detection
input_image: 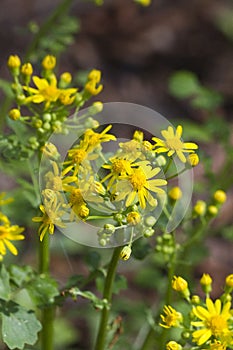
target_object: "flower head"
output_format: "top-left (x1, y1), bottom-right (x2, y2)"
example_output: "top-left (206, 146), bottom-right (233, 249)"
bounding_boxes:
top-left (225, 274), bottom-right (233, 288)
top-left (191, 298), bottom-right (233, 345)
top-left (0, 215), bottom-right (24, 258)
top-left (160, 305), bottom-right (183, 329)
top-left (32, 194), bottom-right (65, 241)
top-left (115, 161), bottom-right (167, 209)
top-left (23, 76), bottom-right (77, 109)
top-left (152, 125), bottom-right (198, 163)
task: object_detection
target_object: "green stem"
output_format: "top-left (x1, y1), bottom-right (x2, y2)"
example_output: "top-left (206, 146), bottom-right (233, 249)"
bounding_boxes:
top-left (38, 232), bottom-right (50, 274)
top-left (94, 247), bottom-right (121, 350)
top-left (140, 234), bottom-right (176, 350)
top-left (39, 232), bottom-right (55, 350)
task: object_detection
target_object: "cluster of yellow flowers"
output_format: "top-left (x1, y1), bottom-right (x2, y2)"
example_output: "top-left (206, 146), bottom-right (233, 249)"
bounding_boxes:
top-left (0, 193), bottom-right (24, 260)
top-left (7, 54), bottom-right (103, 148)
top-left (160, 274), bottom-right (233, 350)
top-left (33, 122), bottom-right (199, 256)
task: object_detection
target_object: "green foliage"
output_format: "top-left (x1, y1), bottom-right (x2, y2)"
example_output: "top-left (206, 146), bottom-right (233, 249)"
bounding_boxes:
top-left (169, 70), bottom-right (223, 111)
top-left (1, 301), bottom-right (41, 350)
top-left (26, 1), bottom-right (80, 62)
top-left (0, 265), bottom-right (42, 349)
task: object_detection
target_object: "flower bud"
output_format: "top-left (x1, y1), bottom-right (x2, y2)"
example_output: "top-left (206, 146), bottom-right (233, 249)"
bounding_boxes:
top-left (193, 200), bottom-right (206, 216)
top-left (208, 205), bottom-right (218, 216)
top-left (21, 62), bottom-right (33, 76)
top-left (145, 216), bottom-right (156, 227)
top-left (191, 295), bottom-right (201, 305)
top-left (88, 69), bottom-right (101, 82)
top-left (127, 212), bottom-right (141, 226)
top-left (156, 155), bottom-right (166, 167)
top-left (172, 276), bottom-right (190, 300)
top-left (8, 55), bottom-right (21, 75)
top-left (143, 227), bottom-right (155, 238)
top-left (169, 187), bottom-right (182, 201)
top-left (187, 153), bottom-right (199, 167)
top-left (213, 190), bottom-right (227, 204)
top-left (200, 273), bottom-right (212, 294)
top-left (104, 224), bottom-right (115, 234)
top-left (42, 55), bottom-right (56, 70)
top-left (9, 108), bottom-right (21, 120)
top-left (166, 340), bottom-right (182, 350)
top-left (60, 72), bottom-right (72, 84)
top-left (120, 246), bottom-right (132, 260)
top-left (225, 274), bottom-right (233, 288)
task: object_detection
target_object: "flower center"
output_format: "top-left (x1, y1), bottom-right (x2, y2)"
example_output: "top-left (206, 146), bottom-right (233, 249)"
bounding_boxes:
top-left (87, 134), bottom-right (100, 147)
top-left (41, 86), bottom-right (60, 101)
top-left (165, 137), bottom-right (183, 150)
top-left (51, 176), bottom-right (63, 191)
top-left (0, 226), bottom-right (8, 238)
top-left (130, 168), bottom-right (147, 191)
top-left (112, 159), bottom-right (130, 174)
top-left (208, 315), bottom-right (228, 336)
top-left (72, 149), bottom-right (87, 164)
top-left (70, 189), bottom-right (84, 206)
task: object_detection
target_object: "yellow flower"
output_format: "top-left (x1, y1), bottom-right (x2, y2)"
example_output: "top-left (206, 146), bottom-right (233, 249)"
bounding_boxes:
top-left (42, 55), bottom-right (56, 70)
top-left (82, 125), bottom-right (116, 152)
top-left (102, 156), bottom-right (137, 190)
top-left (168, 187), bottom-right (182, 200)
top-left (0, 220), bottom-right (24, 257)
top-left (213, 190), bottom-right (227, 204)
top-left (9, 108), bottom-right (21, 120)
top-left (32, 198), bottom-right (65, 241)
top-left (115, 161), bottom-right (167, 209)
top-left (191, 298), bottom-right (233, 346)
top-left (152, 125), bottom-right (198, 163)
top-left (85, 80), bottom-right (103, 95)
top-left (159, 305), bottom-right (183, 328)
top-left (23, 76), bottom-right (77, 109)
top-left (166, 341), bottom-right (182, 350)
top-left (45, 161), bottom-right (77, 192)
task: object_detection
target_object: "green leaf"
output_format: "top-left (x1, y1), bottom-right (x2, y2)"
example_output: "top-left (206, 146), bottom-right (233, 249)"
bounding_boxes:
top-left (168, 71), bottom-right (200, 98)
top-left (0, 265), bottom-right (11, 301)
top-left (9, 265), bottom-right (35, 288)
top-left (112, 274), bottom-right (127, 295)
top-left (132, 237), bottom-right (151, 260)
top-left (0, 300), bottom-right (41, 349)
top-left (191, 87), bottom-right (223, 111)
top-left (26, 275), bottom-right (59, 307)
